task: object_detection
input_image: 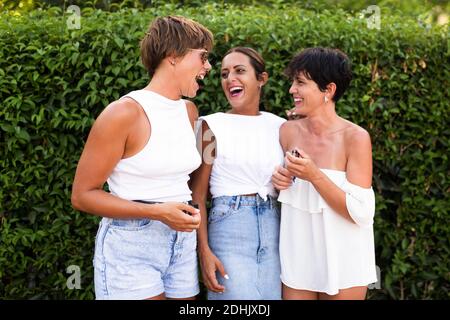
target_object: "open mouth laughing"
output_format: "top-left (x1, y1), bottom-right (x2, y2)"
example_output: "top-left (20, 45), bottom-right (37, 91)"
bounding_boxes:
top-left (229, 86), bottom-right (244, 98)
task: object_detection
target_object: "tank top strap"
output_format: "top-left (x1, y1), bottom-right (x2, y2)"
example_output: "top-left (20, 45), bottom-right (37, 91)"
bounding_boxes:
top-left (121, 90), bottom-right (190, 130)
top-left (121, 90), bottom-right (153, 123)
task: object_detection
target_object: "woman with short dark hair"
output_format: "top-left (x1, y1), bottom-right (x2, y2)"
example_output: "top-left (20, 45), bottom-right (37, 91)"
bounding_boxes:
top-left (272, 47), bottom-right (377, 300)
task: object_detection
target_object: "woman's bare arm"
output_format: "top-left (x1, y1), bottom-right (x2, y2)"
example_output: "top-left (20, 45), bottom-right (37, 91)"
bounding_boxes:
top-left (71, 99), bottom-right (199, 231)
top-left (190, 120), bottom-right (227, 292)
top-left (191, 120), bottom-right (215, 252)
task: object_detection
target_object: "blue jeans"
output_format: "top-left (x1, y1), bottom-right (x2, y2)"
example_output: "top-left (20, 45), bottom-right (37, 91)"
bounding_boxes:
top-left (93, 217), bottom-right (199, 300)
top-left (207, 195), bottom-right (282, 300)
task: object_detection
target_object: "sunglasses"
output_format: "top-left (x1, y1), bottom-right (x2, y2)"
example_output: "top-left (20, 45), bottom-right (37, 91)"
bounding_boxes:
top-left (189, 48), bottom-right (209, 64)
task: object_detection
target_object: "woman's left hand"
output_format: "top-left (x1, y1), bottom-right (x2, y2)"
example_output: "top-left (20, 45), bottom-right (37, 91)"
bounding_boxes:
top-left (285, 149), bottom-right (323, 182)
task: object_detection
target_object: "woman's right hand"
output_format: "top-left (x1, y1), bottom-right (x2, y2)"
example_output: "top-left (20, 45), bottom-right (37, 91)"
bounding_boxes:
top-left (155, 202), bottom-right (201, 232)
top-left (199, 247), bottom-right (227, 293)
top-left (271, 165), bottom-right (293, 190)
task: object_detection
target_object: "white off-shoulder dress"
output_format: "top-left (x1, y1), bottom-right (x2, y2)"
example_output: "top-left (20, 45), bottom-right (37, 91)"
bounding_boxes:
top-left (278, 169), bottom-right (378, 295)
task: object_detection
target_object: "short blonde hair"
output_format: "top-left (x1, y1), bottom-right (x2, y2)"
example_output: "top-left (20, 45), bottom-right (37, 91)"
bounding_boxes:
top-left (140, 16), bottom-right (214, 76)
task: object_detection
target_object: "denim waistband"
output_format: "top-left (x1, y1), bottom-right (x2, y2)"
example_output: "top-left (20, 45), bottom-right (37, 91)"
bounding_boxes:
top-left (211, 194), bottom-right (277, 210)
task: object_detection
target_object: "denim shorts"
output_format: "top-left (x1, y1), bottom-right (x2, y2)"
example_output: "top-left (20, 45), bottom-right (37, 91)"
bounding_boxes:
top-left (207, 195), bottom-right (281, 300)
top-left (93, 215), bottom-right (199, 300)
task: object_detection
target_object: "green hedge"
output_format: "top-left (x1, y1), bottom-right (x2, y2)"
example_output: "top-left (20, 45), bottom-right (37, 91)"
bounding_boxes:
top-left (0, 3), bottom-right (448, 299)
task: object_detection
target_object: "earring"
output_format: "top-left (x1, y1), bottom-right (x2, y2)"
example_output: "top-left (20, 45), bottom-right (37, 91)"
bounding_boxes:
top-left (324, 96), bottom-right (329, 103)
top-left (170, 60), bottom-right (175, 65)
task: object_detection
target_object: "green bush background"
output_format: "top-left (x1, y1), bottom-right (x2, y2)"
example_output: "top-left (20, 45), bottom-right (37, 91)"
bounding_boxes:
top-left (0, 2), bottom-right (448, 299)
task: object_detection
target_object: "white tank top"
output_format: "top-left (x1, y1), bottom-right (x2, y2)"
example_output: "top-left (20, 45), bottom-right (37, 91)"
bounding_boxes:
top-left (199, 112), bottom-right (286, 200)
top-left (107, 89), bottom-right (201, 202)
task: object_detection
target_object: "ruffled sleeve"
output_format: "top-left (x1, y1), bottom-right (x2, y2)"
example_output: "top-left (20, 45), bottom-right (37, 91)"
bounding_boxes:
top-left (341, 180), bottom-right (375, 228)
top-left (278, 178), bottom-right (331, 213)
top-left (278, 170), bottom-right (376, 228)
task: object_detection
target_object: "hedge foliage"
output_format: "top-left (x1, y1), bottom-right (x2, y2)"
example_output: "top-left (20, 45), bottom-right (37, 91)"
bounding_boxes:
top-left (0, 3), bottom-right (448, 299)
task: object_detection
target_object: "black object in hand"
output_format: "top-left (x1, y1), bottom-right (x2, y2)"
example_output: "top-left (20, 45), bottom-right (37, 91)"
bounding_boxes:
top-left (291, 149), bottom-right (302, 158)
top-left (184, 201), bottom-right (199, 216)
top-left (290, 150), bottom-right (302, 182)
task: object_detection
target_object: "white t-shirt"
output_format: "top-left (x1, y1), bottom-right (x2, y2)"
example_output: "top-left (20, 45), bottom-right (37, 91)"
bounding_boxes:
top-left (198, 112), bottom-right (286, 200)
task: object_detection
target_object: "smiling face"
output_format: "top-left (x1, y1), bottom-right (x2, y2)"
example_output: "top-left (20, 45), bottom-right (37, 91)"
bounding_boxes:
top-left (220, 52), bottom-right (265, 113)
top-left (174, 48), bottom-right (211, 98)
top-left (288, 72), bottom-right (328, 116)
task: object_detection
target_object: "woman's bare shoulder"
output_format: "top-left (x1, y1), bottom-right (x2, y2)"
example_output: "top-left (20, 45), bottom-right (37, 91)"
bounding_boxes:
top-left (95, 97), bottom-right (142, 127)
top-left (279, 119), bottom-right (306, 151)
top-left (342, 119), bottom-right (372, 149)
top-left (280, 118), bottom-right (305, 134)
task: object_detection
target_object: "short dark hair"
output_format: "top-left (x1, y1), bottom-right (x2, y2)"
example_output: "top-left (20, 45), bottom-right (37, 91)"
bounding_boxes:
top-left (140, 16), bottom-right (214, 76)
top-left (284, 47), bottom-right (352, 102)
